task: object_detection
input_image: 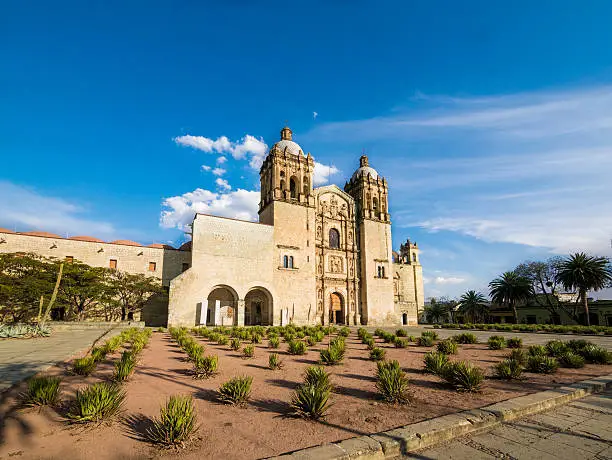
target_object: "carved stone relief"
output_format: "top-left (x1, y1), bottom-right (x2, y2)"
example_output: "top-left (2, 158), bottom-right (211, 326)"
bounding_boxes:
top-left (329, 255), bottom-right (344, 273)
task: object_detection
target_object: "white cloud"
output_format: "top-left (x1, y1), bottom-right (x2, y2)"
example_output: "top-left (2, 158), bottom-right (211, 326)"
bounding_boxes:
top-left (430, 276), bottom-right (466, 285)
top-left (201, 165), bottom-right (211, 172)
top-left (216, 156), bottom-right (227, 164)
top-left (215, 178), bottom-right (231, 191)
top-left (160, 188), bottom-right (260, 231)
top-left (0, 181), bottom-right (117, 239)
top-left (212, 168), bottom-right (226, 177)
top-left (174, 133), bottom-right (267, 171)
top-left (313, 111), bottom-right (318, 119)
top-left (313, 162), bottom-right (340, 185)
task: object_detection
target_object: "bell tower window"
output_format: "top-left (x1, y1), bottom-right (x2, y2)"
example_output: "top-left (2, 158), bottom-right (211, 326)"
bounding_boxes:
top-left (329, 228), bottom-right (340, 249)
top-left (290, 177), bottom-right (297, 199)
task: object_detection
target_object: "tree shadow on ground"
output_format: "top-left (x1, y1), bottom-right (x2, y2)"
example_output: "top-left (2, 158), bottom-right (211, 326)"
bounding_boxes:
top-left (340, 373), bottom-right (377, 383)
top-left (265, 379), bottom-right (299, 390)
top-left (122, 413), bottom-right (154, 442)
top-left (193, 388), bottom-right (219, 403)
top-left (294, 358), bottom-right (319, 365)
top-left (245, 363), bottom-right (269, 370)
top-left (250, 398), bottom-right (292, 417)
top-left (333, 385), bottom-right (378, 400)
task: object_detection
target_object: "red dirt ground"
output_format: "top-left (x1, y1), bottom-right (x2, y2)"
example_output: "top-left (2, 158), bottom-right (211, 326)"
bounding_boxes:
top-left (1, 332), bottom-right (610, 459)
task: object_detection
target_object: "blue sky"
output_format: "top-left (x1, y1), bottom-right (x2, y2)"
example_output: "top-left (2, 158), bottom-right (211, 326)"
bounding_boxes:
top-left (2, 1), bottom-right (612, 299)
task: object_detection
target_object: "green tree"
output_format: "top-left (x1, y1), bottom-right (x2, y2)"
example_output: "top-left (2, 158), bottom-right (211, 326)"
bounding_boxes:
top-left (103, 271), bottom-right (164, 321)
top-left (555, 253), bottom-right (612, 326)
top-left (457, 290), bottom-right (488, 323)
top-left (489, 271), bottom-right (533, 324)
top-left (0, 253), bottom-right (55, 322)
top-left (424, 297), bottom-right (456, 323)
top-left (57, 260), bottom-right (107, 321)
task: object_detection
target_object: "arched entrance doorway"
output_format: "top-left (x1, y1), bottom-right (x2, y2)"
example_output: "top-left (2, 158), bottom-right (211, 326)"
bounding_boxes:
top-left (329, 292), bottom-right (345, 325)
top-left (206, 286), bottom-right (237, 326)
top-left (245, 287), bottom-right (273, 326)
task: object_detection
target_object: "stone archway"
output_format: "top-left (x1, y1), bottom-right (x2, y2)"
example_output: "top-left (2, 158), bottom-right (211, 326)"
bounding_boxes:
top-left (245, 287), bottom-right (273, 326)
top-left (329, 292), bottom-right (345, 325)
top-left (206, 285), bottom-right (238, 326)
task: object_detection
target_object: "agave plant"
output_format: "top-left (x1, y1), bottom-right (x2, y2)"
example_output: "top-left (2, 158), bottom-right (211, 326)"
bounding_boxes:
top-left (22, 376), bottom-right (61, 406)
top-left (147, 395), bottom-right (197, 446)
top-left (218, 376), bottom-right (253, 405)
top-left (68, 382), bottom-right (126, 423)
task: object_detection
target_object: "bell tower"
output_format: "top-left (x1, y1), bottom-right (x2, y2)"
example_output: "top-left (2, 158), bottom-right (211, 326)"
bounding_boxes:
top-left (345, 154), bottom-right (395, 325)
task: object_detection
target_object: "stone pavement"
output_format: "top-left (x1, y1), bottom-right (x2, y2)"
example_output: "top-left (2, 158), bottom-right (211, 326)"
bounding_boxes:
top-left (408, 388), bottom-right (612, 459)
top-left (0, 327), bottom-right (120, 391)
top-left (383, 327), bottom-right (612, 349)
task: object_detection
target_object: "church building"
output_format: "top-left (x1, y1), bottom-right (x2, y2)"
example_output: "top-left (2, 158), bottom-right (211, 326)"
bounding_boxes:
top-left (167, 126), bottom-right (424, 327)
top-left (0, 126), bottom-right (424, 327)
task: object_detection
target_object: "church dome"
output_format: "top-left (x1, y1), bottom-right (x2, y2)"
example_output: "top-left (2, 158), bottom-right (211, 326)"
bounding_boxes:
top-left (272, 126), bottom-right (303, 155)
top-left (351, 155), bottom-right (379, 181)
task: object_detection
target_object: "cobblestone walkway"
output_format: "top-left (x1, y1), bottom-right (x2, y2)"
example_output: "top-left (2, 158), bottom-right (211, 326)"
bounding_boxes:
top-left (0, 327), bottom-right (119, 391)
top-left (408, 388), bottom-right (612, 459)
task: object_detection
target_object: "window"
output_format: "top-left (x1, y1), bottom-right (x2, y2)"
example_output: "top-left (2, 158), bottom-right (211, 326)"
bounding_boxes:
top-left (148, 261), bottom-right (157, 272)
top-left (412, 253), bottom-right (417, 262)
top-left (283, 255), bottom-right (289, 268)
top-left (182, 263), bottom-right (189, 272)
top-left (290, 177), bottom-right (297, 199)
top-left (377, 265), bottom-right (386, 278)
top-left (109, 259), bottom-right (117, 269)
top-left (373, 197), bottom-right (378, 213)
top-left (303, 178), bottom-right (309, 196)
top-left (65, 256), bottom-right (74, 263)
top-left (289, 256), bottom-right (294, 268)
top-left (329, 228), bottom-right (340, 249)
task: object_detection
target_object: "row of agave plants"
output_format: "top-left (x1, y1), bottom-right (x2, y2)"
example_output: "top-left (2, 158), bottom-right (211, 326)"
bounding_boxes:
top-left (21, 327), bottom-right (152, 423)
top-left (0, 323), bottom-right (52, 338)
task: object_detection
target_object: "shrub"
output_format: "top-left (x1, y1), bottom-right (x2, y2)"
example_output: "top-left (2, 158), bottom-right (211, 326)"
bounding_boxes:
top-left (113, 351), bottom-right (136, 382)
top-left (193, 355), bottom-right (218, 378)
top-left (452, 333), bottom-right (478, 344)
top-left (580, 345), bottom-right (612, 364)
top-left (268, 353), bottom-right (283, 370)
top-left (339, 327), bottom-right (351, 337)
top-left (487, 336), bottom-right (506, 350)
top-left (558, 352), bottom-right (586, 369)
top-left (567, 339), bottom-right (594, 353)
top-left (546, 340), bottom-right (569, 357)
top-left (68, 382), bottom-right (126, 423)
top-left (72, 356), bottom-right (96, 376)
top-left (394, 337), bottom-right (409, 348)
top-left (396, 329), bottom-right (407, 337)
top-left (320, 341), bottom-right (345, 365)
top-left (383, 333), bottom-right (396, 344)
top-left (218, 376), bottom-right (252, 405)
top-left (528, 345), bottom-right (547, 357)
top-left (147, 395), bottom-right (197, 446)
top-left (251, 334), bottom-right (262, 344)
top-left (495, 359), bottom-right (523, 380)
top-left (306, 336), bottom-right (317, 347)
top-left (370, 347), bottom-right (386, 361)
top-left (507, 338), bottom-right (522, 349)
top-left (22, 376), bottom-right (61, 406)
top-left (357, 328), bottom-right (368, 339)
top-left (526, 355), bottom-right (559, 374)
top-left (442, 361), bottom-right (485, 392)
top-left (374, 328), bottom-right (385, 337)
top-left (421, 331), bottom-right (438, 340)
top-left (288, 340), bottom-right (308, 355)
top-left (364, 337), bottom-right (376, 349)
top-left (506, 348), bottom-right (528, 365)
top-left (313, 331), bottom-right (325, 343)
top-left (304, 366), bottom-right (332, 389)
top-left (416, 336), bottom-right (434, 347)
top-left (423, 351), bottom-right (449, 376)
top-left (268, 337), bottom-right (280, 349)
top-left (217, 336), bottom-right (229, 346)
top-left (230, 338), bottom-right (241, 351)
top-left (242, 345), bottom-right (255, 358)
top-left (291, 382), bottom-right (331, 420)
top-left (436, 339), bottom-right (458, 355)
top-left (91, 347), bottom-right (108, 363)
top-left (376, 360), bottom-right (410, 404)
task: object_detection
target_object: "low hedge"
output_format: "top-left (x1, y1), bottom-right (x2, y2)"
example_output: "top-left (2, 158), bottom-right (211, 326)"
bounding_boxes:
top-left (437, 323), bottom-right (612, 335)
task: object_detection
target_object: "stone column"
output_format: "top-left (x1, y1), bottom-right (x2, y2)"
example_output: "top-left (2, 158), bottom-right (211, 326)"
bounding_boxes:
top-left (214, 300), bottom-right (221, 326)
top-left (237, 300), bottom-right (245, 326)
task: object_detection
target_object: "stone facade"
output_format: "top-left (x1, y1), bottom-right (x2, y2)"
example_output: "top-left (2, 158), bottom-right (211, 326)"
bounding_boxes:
top-left (168, 126), bottom-right (425, 327)
top-left (0, 126), bottom-right (425, 327)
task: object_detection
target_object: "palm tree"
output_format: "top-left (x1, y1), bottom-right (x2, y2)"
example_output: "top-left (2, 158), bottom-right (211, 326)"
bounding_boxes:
top-left (457, 290), bottom-right (488, 323)
top-left (424, 298), bottom-right (449, 324)
top-left (555, 253), bottom-right (612, 326)
top-left (489, 272), bottom-right (533, 324)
